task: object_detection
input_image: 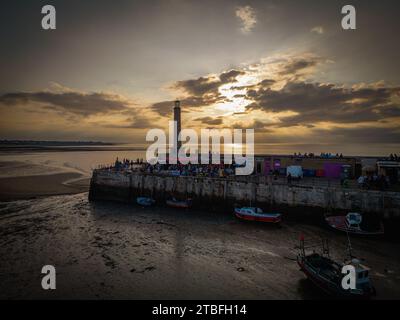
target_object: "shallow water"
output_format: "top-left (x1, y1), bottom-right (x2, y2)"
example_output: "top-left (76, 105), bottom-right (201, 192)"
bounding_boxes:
top-left (0, 148), bottom-right (145, 176)
top-left (1, 193), bottom-right (399, 300)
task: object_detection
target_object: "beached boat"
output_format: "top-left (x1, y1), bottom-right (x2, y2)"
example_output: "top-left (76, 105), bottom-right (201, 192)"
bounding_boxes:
top-left (325, 212), bottom-right (384, 235)
top-left (166, 198), bottom-right (192, 209)
top-left (234, 207), bottom-right (282, 224)
top-left (297, 236), bottom-right (375, 299)
top-left (136, 197), bottom-right (155, 207)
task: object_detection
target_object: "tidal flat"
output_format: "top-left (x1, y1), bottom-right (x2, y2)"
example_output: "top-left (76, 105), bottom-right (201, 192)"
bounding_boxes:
top-left (1, 192), bottom-right (400, 299)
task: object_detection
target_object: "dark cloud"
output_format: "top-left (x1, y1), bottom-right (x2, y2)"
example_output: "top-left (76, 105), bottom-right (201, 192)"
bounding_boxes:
top-left (230, 119), bottom-right (272, 132)
top-left (231, 79), bottom-right (275, 92)
top-left (314, 126), bottom-right (400, 144)
top-left (219, 70), bottom-right (245, 83)
top-left (246, 81), bottom-right (400, 127)
top-left (249, 124), bottom-right (400, 146)
top-left (101, 115), bottom-right (154, 129)
top-left (151, 96), bottom-right (217, 116)
top-left (376, 104), bottom-right (400, 118)
top-left (151, 100), bottom-right (175, 116)
top-left (257, 79), bottom-right (276, 88)
top-left (278, 57), bottom-right (321, 77)
top-left (152, 69), bottom-right (244, 116)
top-left (0, 91), bottom-right (131, 117)
top-left (175, 69), bottom-right (244, 96)
top-left (194, 116), bottom-right (223, 126)
top-left (175, 76), bottom-right (220, 97)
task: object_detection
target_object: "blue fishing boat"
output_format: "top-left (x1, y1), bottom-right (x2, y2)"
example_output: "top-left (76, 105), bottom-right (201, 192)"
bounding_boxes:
top-left (136, 197), bottom-right (155, 207)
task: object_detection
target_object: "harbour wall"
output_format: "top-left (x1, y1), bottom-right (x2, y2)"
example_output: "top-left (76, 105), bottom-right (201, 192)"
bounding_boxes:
top-left (89, 170), bottom-right (400, 219)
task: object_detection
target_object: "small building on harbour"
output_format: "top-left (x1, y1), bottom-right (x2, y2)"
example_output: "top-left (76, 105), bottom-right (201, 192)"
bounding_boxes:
top-left (254, 155), bottom-right (358, 179)
top-left (254, 154), bottom-right (400, 182)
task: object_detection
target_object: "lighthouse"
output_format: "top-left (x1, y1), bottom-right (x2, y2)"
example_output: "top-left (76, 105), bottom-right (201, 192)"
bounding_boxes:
top-left (173, 100), bottom-right (181, 151)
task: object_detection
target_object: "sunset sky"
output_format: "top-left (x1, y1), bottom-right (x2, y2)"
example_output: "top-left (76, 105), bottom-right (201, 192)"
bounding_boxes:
top-left (1, 0), bottom-right (399, 155)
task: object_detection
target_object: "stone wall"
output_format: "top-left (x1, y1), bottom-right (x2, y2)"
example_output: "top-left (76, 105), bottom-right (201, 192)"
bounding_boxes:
top-left (89, 170), bottom-right (400, 218)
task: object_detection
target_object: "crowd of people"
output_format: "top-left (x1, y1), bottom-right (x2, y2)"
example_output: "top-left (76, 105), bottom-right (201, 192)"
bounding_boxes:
top-left (114, 157), bottom-right (141, 170)
top-left (293, 152), bottom-right (344, 159)
top-left (97, 153), bottom-right (399, 190)
top-left (141, 162), bottom-right (236, 178)
top-left (357, 174), bottom-right (391, 190)
top-left (102, 157), bottom-right (238, 178)
top-left (97, 157), bottom-right (143, 171)
top-left (386, 154), bottom-right (399, 161)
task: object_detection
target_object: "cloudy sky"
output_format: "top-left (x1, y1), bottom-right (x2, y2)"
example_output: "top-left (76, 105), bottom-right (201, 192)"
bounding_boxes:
top-left (1, 0), bottom-right (399, 155)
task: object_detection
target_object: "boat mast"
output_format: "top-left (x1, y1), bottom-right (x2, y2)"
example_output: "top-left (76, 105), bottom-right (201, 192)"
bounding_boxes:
top-left (322, 238), bottom-right (330, 257)
top-left (299, 234), bottom-right (305, 257)
top-left (346, 231), bottom-right (354, 260)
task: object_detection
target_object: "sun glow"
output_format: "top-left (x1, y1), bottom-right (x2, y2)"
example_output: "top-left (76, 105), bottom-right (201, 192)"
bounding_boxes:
top-left (216, 74), bottom-right (258, 114)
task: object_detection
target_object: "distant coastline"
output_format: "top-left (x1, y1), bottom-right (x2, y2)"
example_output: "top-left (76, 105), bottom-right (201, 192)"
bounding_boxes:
top-left (0, 140), bottom-right (114, 146)
top-left (0, 140), bottom-right (147, 153)
top-left (0, 140), bottom-right (393, 158)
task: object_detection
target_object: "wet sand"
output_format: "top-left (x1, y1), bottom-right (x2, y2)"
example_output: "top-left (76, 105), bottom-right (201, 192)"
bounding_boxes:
top-left (0, 160), bottom-right (399, 300)
top-left (0, 161), bottom-right (90, 201)
top-left (0, 193), bottom-right (399, 300)
top-left (0, 173), bottom-right (89, 201)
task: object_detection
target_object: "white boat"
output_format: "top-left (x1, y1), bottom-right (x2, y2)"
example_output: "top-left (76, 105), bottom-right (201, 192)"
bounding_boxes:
top-left (325, 212), bottom-right (384, 235)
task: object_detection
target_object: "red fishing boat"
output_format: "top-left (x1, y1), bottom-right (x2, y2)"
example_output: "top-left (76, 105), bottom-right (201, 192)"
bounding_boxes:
top-left (166, 198), bottom-right (192, 209)
top-left (234, 207), bottom-right (282, 224)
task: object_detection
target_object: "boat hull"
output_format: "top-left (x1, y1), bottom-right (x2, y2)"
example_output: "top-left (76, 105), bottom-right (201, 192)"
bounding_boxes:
top-left (136, 197), bottom-right (155, 207)
top-left (235, 210), bottom-right (281, 224)
top-left (166, 200), bottom-right (192, 209)
top-left (297, 256), bottom-right (374, 299)
top-left (325, 215), bottom-right (384, 235)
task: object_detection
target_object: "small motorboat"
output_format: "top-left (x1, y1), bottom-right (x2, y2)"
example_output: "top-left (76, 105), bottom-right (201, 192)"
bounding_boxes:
top-left (136, 197), bottom-right (155, 207)
top-left (166, 198), bottom-right (192, 209)
top-left (325, 212), bottom-right (384, 235)
top-left (297, 236), bottom-right (376, 299)
top-left (234, 207), bottom-right (282, 224)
